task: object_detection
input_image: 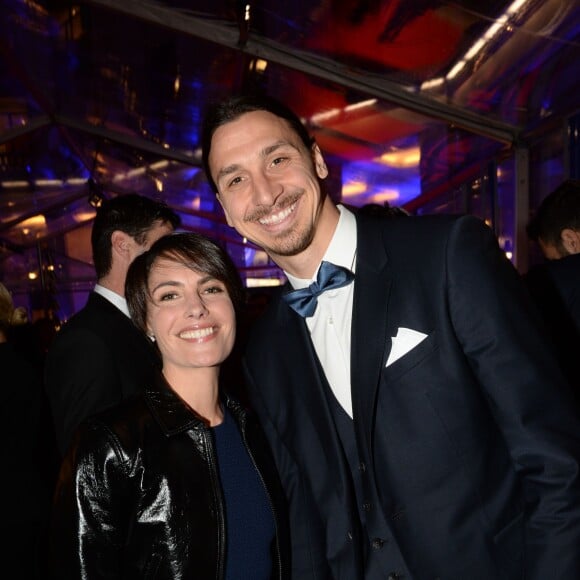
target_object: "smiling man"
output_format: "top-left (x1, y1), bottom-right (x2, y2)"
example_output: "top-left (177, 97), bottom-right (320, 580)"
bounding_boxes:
top-left (202, 94), bottom-right (580, 580)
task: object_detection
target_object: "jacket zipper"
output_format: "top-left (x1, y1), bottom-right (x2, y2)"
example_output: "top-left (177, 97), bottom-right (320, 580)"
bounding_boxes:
top-left (203, 427), bottom-right (226, 580)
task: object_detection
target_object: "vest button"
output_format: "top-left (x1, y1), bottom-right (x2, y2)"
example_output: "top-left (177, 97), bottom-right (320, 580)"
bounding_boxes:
top-left (371, 537), bottom-right (385, 550)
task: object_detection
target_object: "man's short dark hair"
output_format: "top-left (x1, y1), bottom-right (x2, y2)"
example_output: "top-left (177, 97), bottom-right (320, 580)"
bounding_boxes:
top-left (91, 194), bottom-right (181, 279)
top-left (526, 179), bottom-right (580, 250)
top-left (201, 94), bottom-right (315, 193)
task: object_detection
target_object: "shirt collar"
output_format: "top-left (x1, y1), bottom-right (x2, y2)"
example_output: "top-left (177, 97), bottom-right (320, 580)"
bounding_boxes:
top-left (93, 284), bottom-right (130, 317)
top-left (286, 204), bottom-right (357, 289)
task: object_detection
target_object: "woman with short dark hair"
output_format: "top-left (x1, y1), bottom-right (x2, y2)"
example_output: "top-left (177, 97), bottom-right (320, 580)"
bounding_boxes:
top-left (49, 232), bottom-right (289, 579)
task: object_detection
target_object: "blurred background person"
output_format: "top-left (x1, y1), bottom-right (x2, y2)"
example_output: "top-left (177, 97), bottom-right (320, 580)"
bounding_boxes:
top-left (49, 232), bottom-right (289, 579)
top-left (526, 178), bottom-right (580, 260)
top-left (0, 282), bottom-right (53, 577)
top-left (44, 194), bottom-right (180, 457)
top-left (525, 179), bottom-right (580, 407)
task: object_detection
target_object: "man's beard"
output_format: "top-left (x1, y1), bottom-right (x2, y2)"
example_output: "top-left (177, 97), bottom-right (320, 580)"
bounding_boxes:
top-left (266, 220), bottom-right (316, 257)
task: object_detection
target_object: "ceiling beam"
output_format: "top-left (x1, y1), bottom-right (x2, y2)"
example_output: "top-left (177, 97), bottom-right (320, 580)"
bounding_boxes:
top-left (0, 189), bottom-right (89, 233)
top-left (86, 0), bottom-right (521, 145)
top-left (0, 115), bottom-right (52, 144)
top-left (53, 114), bottom-right (200, 166)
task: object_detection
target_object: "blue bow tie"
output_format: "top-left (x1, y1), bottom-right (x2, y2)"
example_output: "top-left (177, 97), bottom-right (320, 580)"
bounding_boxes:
top-left (283, 261), bottom-right (355, 317)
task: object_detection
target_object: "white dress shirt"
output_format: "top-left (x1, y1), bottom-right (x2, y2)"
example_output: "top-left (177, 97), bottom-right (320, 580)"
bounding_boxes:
top-left (93, 284), bottom-right (130, 317)
top-left (285, 205), bottom-right (357, 417)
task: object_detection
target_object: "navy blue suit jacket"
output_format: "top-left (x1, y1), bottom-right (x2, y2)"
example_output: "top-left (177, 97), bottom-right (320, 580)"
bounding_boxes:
top-left (45, 292), bottom-right (161, 456)
top-left (243, 213), bottom-right (580, 579)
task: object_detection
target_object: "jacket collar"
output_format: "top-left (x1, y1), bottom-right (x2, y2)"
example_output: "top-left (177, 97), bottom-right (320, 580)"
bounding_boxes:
top-left (143, 371), bottom-right (242, 437)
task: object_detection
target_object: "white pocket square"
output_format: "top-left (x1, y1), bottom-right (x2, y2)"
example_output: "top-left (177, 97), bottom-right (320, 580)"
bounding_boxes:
top-left (385, 327), bottom-right (428, 367)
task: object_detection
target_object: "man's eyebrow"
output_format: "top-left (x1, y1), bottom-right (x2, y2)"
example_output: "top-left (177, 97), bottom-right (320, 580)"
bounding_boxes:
top-left (216, 164), bottom-right (240, 182)
top-left (263, 140), bottom-right (292, 156)
top-left (216, 141), bottom-right (296, 183)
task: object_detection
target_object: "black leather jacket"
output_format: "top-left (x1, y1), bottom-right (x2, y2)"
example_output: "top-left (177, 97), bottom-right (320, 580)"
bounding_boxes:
top-left (49, 373), bottom-right (290, 579)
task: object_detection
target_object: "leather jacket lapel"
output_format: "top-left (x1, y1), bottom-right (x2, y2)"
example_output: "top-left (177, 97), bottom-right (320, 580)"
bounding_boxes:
top-left (145, 373), bottom-right (206, 435)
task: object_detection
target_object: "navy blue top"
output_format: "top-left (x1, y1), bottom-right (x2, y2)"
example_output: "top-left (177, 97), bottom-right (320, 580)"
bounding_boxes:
top-left (213, 408), bottom-right (275, 579)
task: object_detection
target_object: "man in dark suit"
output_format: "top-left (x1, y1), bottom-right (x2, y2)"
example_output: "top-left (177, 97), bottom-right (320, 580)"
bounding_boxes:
top-left (201, 94), bottom-right (580, 579)
top-left (525, 179), bottom-right (580, 406)
top-left (45, 194), bottom-right (180, 456)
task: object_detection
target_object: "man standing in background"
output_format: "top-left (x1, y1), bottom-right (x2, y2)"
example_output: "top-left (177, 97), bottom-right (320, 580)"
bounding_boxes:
top-left (45, 193), bottom-right (180, 456)
top-left (525, 178), bottom-right (580, 406)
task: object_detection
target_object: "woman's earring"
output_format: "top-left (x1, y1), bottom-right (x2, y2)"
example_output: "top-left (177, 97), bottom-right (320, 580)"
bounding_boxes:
top-left (148, 334), bottom-right (156, 342)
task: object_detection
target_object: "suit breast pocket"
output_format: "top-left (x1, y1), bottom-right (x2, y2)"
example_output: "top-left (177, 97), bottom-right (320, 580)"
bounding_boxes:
top-left (383, 331), bottom-right (437, 383)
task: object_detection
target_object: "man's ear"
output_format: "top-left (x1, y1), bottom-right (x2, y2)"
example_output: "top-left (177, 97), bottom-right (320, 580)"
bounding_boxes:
top-left (111, 230), bottom-right (132, 260)
top-left (312, 144), bottom-right (328, 179)
top-left (216, 193), bottom-right (234, 227)
top-left (561, 228), bottom-right (580, 255)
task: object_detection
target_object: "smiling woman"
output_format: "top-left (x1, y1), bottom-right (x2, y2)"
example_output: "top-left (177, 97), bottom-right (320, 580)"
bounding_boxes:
top-left (48, 232), bottom-right (290, 580)
top-left (129, 234), bottom-right (242, 414)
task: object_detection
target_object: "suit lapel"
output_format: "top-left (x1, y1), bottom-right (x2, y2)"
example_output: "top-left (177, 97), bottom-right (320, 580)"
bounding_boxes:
top-left (269, 296), bottom-right (356, 498)
top-left (351, 215), bottom-right (394, 452)
top-left (277, 298), bottom-right (346, 447)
